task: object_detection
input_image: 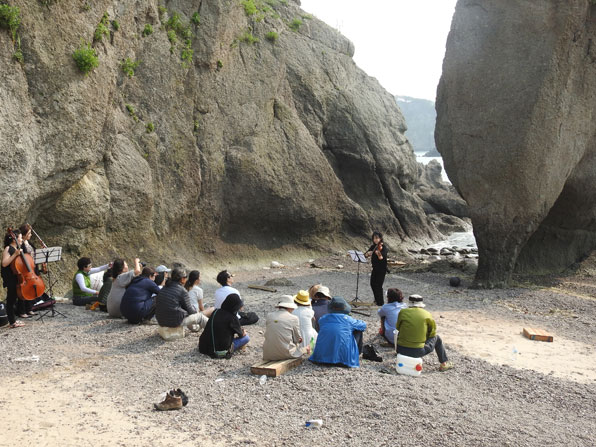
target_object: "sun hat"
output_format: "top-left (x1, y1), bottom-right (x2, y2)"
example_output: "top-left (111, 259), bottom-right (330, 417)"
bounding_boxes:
top-left (316, 285), bottom-right (331, 299)
top-left (277, 295), bottom-right (298, 310)
top-left (156, 265), bottom-right (171, 273)
top-left (328, 296), bottom-right (351, 314)
top-left (408, 294), bottom-right (426, 308)
top-left (294, 290), bottom-right (311, 305)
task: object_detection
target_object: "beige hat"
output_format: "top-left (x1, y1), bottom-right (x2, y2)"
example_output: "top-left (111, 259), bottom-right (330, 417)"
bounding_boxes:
top-left (294, 290), bottom-right (311, 305)
top-left (277, 295), bottom-right (297, 310)
top-left (316, 286), bottom-right (331, 299)
top-left (408, 294), bottom-right (426, 308)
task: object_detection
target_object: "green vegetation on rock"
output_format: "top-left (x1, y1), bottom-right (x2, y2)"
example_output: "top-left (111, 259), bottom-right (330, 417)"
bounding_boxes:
top-left (289, 18), bottom-right (302, 31)
top-left (239, 30), bottom-right (259, 45)
top-left (0, 3), bottom-right (20, 41)
top-left (72, 42), bottom-right (98, 74)
top-left (121, 57), bottom-right (140, 77)
top-left (111, 20), bottom-right (120, 31)
top-left (125, 104), bottom-right (138, 122)
top-left (142, 24), bottom-right (153, 37)
top-left (94, 12), bottom-right (110, 42)
top-left (191, 12), bottom-right (200, 25)
top-left (146, 122), bottom-right (155, 133)
top-left (265, 31), bottom-right (278, 42)
top-left (241, 0), bottom-right (257, 15)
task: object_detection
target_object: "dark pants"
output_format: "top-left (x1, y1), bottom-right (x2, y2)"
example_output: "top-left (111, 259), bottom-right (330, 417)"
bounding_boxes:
top-left (396, 335), bottom-right (448, 363)
top-left (16, 298), bottom-right (33, 315)
top-left (238, 311), bottom-right (258, 326)
top-left (5, 285), bottom-right (17, 324)
top-left (353, 330), bottom-right (364, 354)
top-left (72, 295), bottom-right (97, 306)
top-left (370, 268), bottom-right (386, 306)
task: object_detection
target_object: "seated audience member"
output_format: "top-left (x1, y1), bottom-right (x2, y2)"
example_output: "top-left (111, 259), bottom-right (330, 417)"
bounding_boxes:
top-left (311, 285), bottom-right (331, 331)
top-left (262, 295), bottom-right (304, 361)
top-left (96, 268), bottom-right (113, 312)
top-left (396, 295), bottom-right (453, 372)
top-left (309, 297), bottom-right (366, 368)
top-left (185, 270), bottom-right (204, 312)
top-left (155, 268), bottom-right (213, 330)
top-left (72, 257), bottom-right (110, 306)
top-left (198, 293), bottom-right (249, 358)
top-left (213, 270), bottom-right (258, 326)
top-left (107, 258), bottom-right (141, 318)
top-left (377, 288), bottom-right (407, 344)
top-left (293, 290), bottom-right (317, 349)
top-left (120, 267), bottom-right (161, 324)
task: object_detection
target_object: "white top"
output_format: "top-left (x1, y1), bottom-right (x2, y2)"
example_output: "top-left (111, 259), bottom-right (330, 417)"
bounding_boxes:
top-left (293, 305), bottom-right (317, 349)
top-left (188, 285), bottom-right (204, 313)
top-left (107, 271), bottom-right (135, 317)
top-left (75, 264), bottom-right (109, 294)
top-left (214, 285), bottom-right (240, 309)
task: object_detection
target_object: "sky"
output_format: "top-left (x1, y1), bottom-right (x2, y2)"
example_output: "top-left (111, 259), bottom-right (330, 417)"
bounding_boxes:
top-left (299, 0), bottom-right (457, 101)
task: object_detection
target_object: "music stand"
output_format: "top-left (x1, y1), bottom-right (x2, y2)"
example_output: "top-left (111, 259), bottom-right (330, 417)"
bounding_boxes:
top-left (33, 247), bottom-right (66, 320)
top-left (348, 250), bottom-right (371, 309)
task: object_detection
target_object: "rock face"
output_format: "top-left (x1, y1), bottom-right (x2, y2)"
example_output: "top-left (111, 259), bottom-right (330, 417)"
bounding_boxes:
top-left (436, 0), bottom-right (596, 287)
top-left (0, 0), bottom-right (463, 275)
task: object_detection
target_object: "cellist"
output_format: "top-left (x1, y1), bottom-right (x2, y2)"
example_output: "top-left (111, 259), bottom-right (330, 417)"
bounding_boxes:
top-left (18, 224), bottom-right (39, 317)
top-left (1, 229), bottom-right (25, 328)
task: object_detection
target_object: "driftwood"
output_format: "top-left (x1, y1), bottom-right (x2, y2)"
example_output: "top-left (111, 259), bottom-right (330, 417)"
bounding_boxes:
top-left (248, 285), bottom-right (278, 293)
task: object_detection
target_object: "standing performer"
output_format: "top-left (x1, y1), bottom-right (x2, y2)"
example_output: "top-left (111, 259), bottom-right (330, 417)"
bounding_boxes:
top-left (18, 224), bottom-right (38, 317)
top-left (1, 229), bottom-right (24, 328)
top-left (365, 231), bottom-right (388, 306)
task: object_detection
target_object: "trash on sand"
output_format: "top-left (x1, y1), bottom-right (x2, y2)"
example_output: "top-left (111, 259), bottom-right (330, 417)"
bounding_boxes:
top-left (259, 375), bottom-right (267, 385)
top-left (270, 261), bottom-right (285, 268)
top-left (215, 378), bottom-right (225, 383)
top-left (305, 419), bottom-right (323, 428)
top-left (13, 355), bottom-right (39, 363)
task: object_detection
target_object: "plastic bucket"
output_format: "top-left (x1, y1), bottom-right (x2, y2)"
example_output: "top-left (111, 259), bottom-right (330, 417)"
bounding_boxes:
top-left (395, 353), bottom-right (423, 376)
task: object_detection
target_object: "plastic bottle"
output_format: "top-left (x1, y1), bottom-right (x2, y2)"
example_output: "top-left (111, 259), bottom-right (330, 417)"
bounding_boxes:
top-left (305, 419), bottom-right (323, 428)
top-left (259, 375), bottom-right (267, 385)
top-left (395, 353), bottom-right (423, 376)
top-left (309, 337), bottom-right (315, 353)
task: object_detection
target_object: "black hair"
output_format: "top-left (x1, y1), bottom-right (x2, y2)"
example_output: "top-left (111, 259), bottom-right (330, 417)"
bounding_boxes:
top-left (185, 270), bottom-right (200, 291)
top-left (112, 258), bottom-right (125, 278)
top-left (168, 267), bottom-right (187, 285)
top-left (141, 267), bottom-right (155, 278)
top-left (371, 231), bottom-right (383, 242)
top-left (77, 257), bottom-right (91, 270)
top-left (3, 229), bottom-right (20, 248)
top-left (387, 288), bottom-right (403, 303)
top-left (154, 272), bottom-right (165, 286)
top-left (103, 268), bottom-right (113, 281)
top-left (216, 270), bottom-right (231, 286)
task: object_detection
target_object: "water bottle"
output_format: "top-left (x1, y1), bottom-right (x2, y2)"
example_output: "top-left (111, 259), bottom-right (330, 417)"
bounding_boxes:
top-left (309, 337), bottom-right (315, 353)
top-left (305, 419), bottom-right (323, 428)
top-left (259, 375), bottom-right (267, 385)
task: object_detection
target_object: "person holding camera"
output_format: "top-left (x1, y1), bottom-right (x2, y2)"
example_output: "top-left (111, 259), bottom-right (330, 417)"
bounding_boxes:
top-left (107, 257), bottom-right (142, 318)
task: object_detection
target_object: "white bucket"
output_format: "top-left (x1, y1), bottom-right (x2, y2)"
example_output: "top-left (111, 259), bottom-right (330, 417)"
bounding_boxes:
top-left (395, 353), bottom-right (423, 376)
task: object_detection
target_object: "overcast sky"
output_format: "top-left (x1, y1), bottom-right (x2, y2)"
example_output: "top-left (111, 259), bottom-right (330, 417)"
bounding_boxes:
top-left (299, 0), bottom-right (457, 101)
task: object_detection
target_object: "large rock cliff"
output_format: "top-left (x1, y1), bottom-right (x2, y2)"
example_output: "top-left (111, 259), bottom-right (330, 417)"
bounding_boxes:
top-left (1, 0), bottom-right (462, 274)
top-left (436, 0), bottom-right (596, 287)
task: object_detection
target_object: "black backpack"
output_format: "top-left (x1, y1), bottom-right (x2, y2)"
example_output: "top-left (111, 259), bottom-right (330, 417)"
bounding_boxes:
top-left (0, 303), bottom-right (8, 327)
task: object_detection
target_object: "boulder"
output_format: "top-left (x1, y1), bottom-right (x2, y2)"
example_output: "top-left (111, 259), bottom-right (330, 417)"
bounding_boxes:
top-left (436, 0), bottom-right (596, 287)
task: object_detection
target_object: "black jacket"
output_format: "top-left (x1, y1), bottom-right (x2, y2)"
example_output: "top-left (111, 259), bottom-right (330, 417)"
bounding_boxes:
top-left (369, 243), bottom-right (388, 271)
top-left (199, 293), bottom-right (244, 358)
top-left (155, 282), bottom-right (195, 327)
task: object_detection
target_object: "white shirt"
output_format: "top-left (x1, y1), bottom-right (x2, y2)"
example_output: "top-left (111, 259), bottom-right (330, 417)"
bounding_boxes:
top-left (293, 305), bottom-right (317, 349)
top-left (214, 285), bottom-right (240, 309)
top-left (75, 264), bottom-right (109, 294)
top-left (188, 285), bottom-right (204, 313)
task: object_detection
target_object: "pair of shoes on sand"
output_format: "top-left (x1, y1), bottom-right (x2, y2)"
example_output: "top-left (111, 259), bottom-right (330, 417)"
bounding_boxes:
top-left (439, 361), bottom-right (454, 372)
top-left (154, 389), bottom-right (189, 411)
top-left (362, 344), bottom-right (383, 362)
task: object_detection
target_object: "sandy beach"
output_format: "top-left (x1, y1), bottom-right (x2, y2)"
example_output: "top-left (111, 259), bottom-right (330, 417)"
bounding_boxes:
top-left (2, 260), bottom-right (595, 446)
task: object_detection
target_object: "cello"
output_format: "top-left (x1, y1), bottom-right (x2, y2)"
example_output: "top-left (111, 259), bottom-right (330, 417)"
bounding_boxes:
top-left (7, 227), bottom-right (45, 301)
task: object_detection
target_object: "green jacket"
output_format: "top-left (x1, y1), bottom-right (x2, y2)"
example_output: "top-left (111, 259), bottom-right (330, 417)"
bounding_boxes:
top-left (72, 270), bottom-right (93, 298)
top-left (396, 307), bottom-right (437, 349)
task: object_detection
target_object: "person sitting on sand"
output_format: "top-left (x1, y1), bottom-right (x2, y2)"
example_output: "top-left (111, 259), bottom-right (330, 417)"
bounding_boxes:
top-left (395, 295), bottom-right (453, 372)
top-left (155, 268), bottom-right (214, 330)
top-left (120, 267), bottom-right (161, 324)
top-left (72, 257), bottom-right (111, 306)
top-left (377, 288), bottom-right (407, 345)
top-left (198, 293), bottom-right (249, 359)
top-left (214, 270), bottom-right (258, 326)
top-left (262, 295), bottom-right (305, 361)
top-left (311, 285), bottom-right (331, 331)
top-left (107, 258), bottom-right (142, 318)
top-left (293, 290), bottom-right (317, 350)
top-left (185, 270), bottom-right (204, 312)
top-left (96, 268), bottom-right (112, 312)
top-left (309, 297), bottom-right (367, 368)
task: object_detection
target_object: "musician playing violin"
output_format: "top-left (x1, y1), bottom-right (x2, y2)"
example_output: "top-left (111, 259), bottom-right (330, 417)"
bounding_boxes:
top-left (1, 229), bottom-right (24, 328)
top-left (364, 231), bottom-right (388, 306)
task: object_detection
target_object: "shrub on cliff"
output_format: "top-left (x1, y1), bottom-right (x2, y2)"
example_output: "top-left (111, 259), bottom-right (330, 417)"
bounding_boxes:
top-left (72, 42), bottom-right (99, 74)
top-left (0, 3), bottom-right (20, 41)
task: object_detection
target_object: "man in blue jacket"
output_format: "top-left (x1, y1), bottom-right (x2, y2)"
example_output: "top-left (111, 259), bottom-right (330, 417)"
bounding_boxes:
top-left (309, 297), bottom-right (367, 368)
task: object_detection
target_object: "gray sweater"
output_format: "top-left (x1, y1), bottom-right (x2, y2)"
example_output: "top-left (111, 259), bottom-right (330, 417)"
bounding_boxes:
top-left (155, 283), bottom-right (196, 327)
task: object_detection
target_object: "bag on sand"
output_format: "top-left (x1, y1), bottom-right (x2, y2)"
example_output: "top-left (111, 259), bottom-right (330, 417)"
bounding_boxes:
top-left (0, 303), bottom-right (8, 327)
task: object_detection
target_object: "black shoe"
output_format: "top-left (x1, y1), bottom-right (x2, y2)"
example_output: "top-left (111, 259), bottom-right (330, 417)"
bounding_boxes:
top-left (362, 344), bottom-right (383, 362)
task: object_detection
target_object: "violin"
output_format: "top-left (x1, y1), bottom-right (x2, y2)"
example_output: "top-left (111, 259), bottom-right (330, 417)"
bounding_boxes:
top-left (7, 227), bottom-right (45, 301)
top-left (374, 241), bottom-right (384, 260)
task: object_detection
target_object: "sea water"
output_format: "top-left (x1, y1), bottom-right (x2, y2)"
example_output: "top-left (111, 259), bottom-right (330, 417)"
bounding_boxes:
top-left (415, 151), bottom-right (449, 183)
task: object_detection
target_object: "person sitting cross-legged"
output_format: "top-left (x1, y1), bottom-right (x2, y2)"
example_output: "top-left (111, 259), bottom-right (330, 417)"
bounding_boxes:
top-left (262, 295), bottom-right (307, 361)
top-left (309, 297), bottom-right (366, 368)
top-left (395, 295), bottom-right (453, 372)
top-left (198, 293), bottom-right (249, 359)
top-left (120, 267), bottom-right (161, 324)
top-left (214, 270), bottom-right (258, 326)
top-left (155, 267), bottom-right (214, 331)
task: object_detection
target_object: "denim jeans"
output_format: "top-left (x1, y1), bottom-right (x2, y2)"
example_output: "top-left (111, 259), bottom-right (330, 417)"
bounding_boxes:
top-left (396, 335), bottom-right (448, 363)
top-left (233, 334), bottom-right (250, 350)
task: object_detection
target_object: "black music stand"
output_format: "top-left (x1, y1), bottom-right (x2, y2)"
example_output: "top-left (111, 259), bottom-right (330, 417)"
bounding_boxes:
top-left (34, 247), bottom-right (66, 320)
top-left (348, 250), bottom-right (371, 310)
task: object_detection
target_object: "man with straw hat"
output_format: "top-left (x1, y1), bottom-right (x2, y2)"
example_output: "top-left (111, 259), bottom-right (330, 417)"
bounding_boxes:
top-left (262, 295), bottom-right (306, 361)
top-left (396, 295), bottom-right (453, 372)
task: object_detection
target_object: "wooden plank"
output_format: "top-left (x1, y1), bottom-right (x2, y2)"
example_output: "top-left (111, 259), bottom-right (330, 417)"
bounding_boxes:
top-left (248, 285), bottom-right (277, 293)
top-left (523, 327), bottom-right (553, 342)
top-left (250, 357), bottom-right (304, 377)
